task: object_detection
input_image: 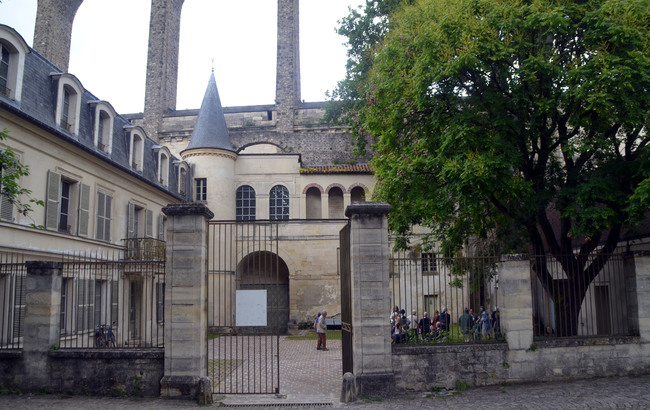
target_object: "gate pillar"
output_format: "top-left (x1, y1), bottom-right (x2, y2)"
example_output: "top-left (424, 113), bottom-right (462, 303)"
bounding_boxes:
top-left (161, 203), bottom-right (214, 403)
top-left (344, 202), bottom-right (394, 397)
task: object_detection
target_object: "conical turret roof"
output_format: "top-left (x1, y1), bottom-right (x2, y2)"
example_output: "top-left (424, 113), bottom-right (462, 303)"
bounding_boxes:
top-left (183, 72), bottom-right (233, 152)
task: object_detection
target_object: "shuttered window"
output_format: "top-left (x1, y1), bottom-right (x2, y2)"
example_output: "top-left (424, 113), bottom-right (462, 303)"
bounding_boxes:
top-left (157, 214), bottom-right (165, 241)
top-left (77, 184), bottom-right (90, 237)
top-left (0, 164), bottom-right (15, 221)
top-left (45, 171), bottom-right (61, 231)
top-left (145, 209), bottom-right (153, 238)
top-left (95, 191), bottom-right (112, 242)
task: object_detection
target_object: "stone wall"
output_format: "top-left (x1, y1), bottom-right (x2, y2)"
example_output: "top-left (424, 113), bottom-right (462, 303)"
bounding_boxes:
top-left (392, 337), bottom-right (649, 392)
top-left (33, 0), bottom-right (83, 71)
top-left (127, 103), bottom-right (369, 166)
top-left (389, 254), bottom-right (650, 393)
top-left (392, 343), bottom-right (509, 391)
top-left (0, 350), bottom-right (163, 396)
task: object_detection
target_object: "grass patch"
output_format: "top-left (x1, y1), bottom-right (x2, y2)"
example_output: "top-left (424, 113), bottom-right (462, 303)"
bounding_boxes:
top-left (286, 330), bottom-right (342, 341)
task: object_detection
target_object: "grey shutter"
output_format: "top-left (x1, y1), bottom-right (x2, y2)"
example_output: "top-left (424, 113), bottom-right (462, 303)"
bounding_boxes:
top-left (104, 194), bottom-right (112, 241)
top-left (45, 171), bottom-right (61, 230)
top-left (95, 191), bottom-right (105, 241)
top-left (127, 202), bottom-right (135, 238)
top-left (157, 214), bottom-right (165, 241)
top-left (0, 165), bottom-right (15, 221)
top-left (145, 209), bottom-right (153, 238)
top-left (78, 183), bottom-right (90, 237)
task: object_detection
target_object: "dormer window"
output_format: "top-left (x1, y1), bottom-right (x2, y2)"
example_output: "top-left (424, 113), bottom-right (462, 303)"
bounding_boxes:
top-left (0, 25), bottom-right (29, 101)
top-left (154, 145), bottom-right (171, 187)
top-left (0, 45), bottom-right (9, 97)
top-left (51, 73), bottom-right (84, 135)
top-left (159, 152), bottom-right (169, 186)
top-left (90, 101), bottom-right (115, 154)
top-left (176, 162), bottom-right (188, 196)
top-left (126, 126), bottom-right (146, 171)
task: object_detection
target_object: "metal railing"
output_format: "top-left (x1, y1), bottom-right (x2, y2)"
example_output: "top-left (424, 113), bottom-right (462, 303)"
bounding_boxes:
top-left (389, 252), bottom-right (501, 344)
top-left (57, 251), bottom-right (165, 349)
top-left (0, 253), bottom-right (25, 350)
top-left (123, 238), bottom-right (166, 261)
top-left (530, 253), bottom-right (633, 339)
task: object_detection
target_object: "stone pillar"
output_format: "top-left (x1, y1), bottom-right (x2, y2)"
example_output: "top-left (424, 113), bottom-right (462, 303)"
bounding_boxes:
top-left (22, 261), bottom-right (62, 391)
top-left (499, 255), bottom-right (535, 382)
top-left (160, 203), bottom-right (213, 403)
top-left (34, 0), bottom-right (84, 71)
top-left (633, 253), bottom-right (650, 342)
top-left (623, 252), bottom-right (640, 337)
top-left (275, 0), bottom-right (301, 133)
top-left (143, 0), bottom-right (185, 142)
top-left (344, 202), bottom-right (394, 395)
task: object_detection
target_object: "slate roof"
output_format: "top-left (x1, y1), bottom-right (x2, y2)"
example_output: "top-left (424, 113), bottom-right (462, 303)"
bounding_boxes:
top-left (183, 71), bottom-right (233, 152)
top-left (0, 24), bottom-right (184, 200)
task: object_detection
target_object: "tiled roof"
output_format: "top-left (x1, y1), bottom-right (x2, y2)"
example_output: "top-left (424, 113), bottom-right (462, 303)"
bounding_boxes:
top-left (299, 164), bottom-right (373, 174)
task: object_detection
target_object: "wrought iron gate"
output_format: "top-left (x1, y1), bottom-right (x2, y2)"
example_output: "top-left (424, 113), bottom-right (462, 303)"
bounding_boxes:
top-left (208, 221), bottom-right (286, 394)
top-left (339, 221), bottom-right (353, 374)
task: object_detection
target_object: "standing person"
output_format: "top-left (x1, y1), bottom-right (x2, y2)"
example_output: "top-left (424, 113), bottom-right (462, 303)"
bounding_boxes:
top-left (418, 312), bottom-right (431, 341)
top-left (317, 310), bottom-right (328, 351)
top-left (459, 308), bottom-right (473, 341)
top-left (440, 307), bottom-right (451, 332)
top-left (480, 306), bottom-right (492, 340)
top-left (406, 309), bottom-right (418, 342)
top-left (314, 312), bottom-right (321, 333)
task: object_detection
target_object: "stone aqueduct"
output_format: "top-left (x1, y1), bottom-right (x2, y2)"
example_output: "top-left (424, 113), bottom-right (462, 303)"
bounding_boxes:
top-left (33, 0), bottom-right (362, 166)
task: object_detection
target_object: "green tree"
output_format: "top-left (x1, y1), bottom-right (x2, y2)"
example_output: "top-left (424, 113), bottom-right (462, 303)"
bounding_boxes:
top-left (332, 0), bottom-right (650, 335)
top-left (0, 128), bottom-right (43, 218)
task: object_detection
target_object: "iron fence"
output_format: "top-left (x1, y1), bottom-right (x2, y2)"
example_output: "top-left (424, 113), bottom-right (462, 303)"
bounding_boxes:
top-left (389, 252), bottom-right (501, 344)
top-left (530, 253), bottom-right (633, 339)
top-left (57, 250), bottom-right (165, 349)
top-left (0, 252), bottom-right (25, 350)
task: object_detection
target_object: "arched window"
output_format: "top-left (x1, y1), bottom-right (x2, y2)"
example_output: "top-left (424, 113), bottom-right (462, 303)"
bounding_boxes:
top-left (236, 185), bottom-right (256, 221)
top-left (0, 26), bottom-right (29, 101)
top-left (328, 187), bottom-right (344, 218)
top-left (90, 101), bottom-right (116, 154)
top-left (128, 128), bottom-right (145, 170)
top-left (178, 166), bottom-right (188, 196)
top-left (269, 185), bottom-right (289, 221)
top-left (0, 44), bottom-right (10, 97)
top-left (51, 73), bottom-right (84, 135)
top-left (305, 187), bottom-right (321, 219)
top-left (351, 186), bottom-right (366, 202)
top-left (159, 152), bottom-right (169, 186)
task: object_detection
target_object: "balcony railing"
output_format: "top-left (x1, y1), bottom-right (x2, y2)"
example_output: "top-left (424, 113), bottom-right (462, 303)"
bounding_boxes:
top-left (122, 237), bottom-right (166, 262)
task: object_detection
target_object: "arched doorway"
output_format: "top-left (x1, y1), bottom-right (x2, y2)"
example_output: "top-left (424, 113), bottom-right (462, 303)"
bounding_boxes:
top-left (237, 251), bottom-right (290, 334)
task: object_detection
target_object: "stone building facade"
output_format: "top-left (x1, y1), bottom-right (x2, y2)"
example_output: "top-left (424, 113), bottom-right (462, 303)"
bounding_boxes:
top-left (1, 0), bottom-right (374, 328)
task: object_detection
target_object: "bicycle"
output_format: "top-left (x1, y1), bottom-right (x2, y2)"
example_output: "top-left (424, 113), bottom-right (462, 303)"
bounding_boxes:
top-left (94, 322), bottom-right (117, 347)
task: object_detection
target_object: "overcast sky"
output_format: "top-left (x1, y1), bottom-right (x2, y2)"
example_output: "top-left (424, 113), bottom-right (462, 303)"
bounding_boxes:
top-left (0, 0), bottom-right (363, 114)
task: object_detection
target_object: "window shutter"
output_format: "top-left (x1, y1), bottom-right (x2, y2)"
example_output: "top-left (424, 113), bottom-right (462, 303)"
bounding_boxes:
top-left (105, 195), bottom-right (112, 241)
top-left (78, 183), bottom-right (90, 237)
top-left (96, 192), bottom-right (105, 241)
top-left (157, 214), bottom-right (165, 241)
top-left (0, 164), bottom-right (15, 221)
top-left (111, 279), bottom-right (118, 324)
top-left (145, 209), bottom-right (153, 238)
top-left (127, 202), bottom-right (135, 238)
top-left (45, 171), bottom-right (61, 230)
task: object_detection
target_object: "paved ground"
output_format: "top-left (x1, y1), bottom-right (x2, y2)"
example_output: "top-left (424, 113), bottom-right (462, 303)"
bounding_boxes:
top-left (1, 335), bottom-right (650, 409)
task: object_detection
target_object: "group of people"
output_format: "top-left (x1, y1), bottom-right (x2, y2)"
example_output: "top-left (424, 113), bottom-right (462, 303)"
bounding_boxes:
top-left (458, 306), bottom-right (501, 341)
top-left (390, 305), bottom-right (502, 344)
